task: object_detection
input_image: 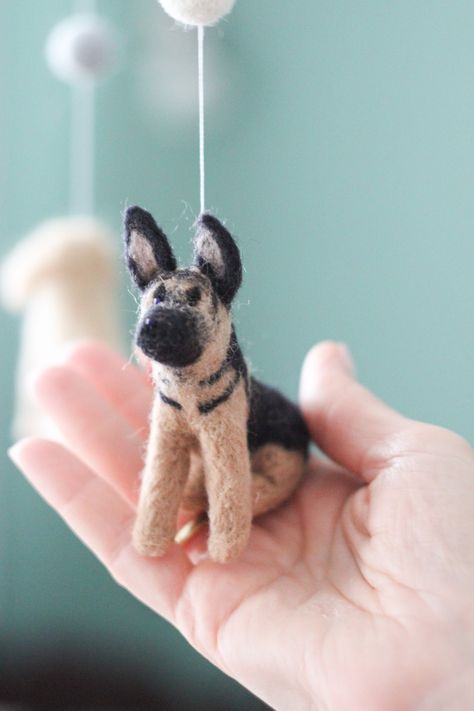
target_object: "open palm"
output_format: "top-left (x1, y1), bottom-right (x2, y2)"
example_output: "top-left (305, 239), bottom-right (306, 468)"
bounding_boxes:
top-left (10, 341), bottom-right (474, 710)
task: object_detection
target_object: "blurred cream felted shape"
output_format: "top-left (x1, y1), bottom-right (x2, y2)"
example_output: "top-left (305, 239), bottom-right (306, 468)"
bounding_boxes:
top-left (1, 216), bottom-right (123, 439)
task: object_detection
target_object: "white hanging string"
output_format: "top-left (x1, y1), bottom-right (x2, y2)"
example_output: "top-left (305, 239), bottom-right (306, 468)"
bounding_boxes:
top-left (198, 25), bottom-right (205, 215)
top-left (70, 0), bottom-right (96, 215)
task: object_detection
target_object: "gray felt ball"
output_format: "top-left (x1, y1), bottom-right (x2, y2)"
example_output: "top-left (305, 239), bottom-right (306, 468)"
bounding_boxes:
top-left (46, 14), bottom-right (117, 85)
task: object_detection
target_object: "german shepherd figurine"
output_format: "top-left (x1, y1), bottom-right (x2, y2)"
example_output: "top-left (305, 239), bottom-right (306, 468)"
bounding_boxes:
top-left (124, 206), bottom-right (309, 563)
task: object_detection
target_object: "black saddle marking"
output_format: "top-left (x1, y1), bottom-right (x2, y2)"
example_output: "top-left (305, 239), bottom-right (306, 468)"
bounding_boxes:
top-left (247, 378), bottom-right (309, 454)
top-left (159, 391), bottom-right (182, 410)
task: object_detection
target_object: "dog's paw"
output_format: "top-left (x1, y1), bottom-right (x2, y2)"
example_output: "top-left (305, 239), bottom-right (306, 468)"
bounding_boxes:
top-left (132, 521), bottom-right (174, 558)
top-left (207, 519), bottom-right (251, 564)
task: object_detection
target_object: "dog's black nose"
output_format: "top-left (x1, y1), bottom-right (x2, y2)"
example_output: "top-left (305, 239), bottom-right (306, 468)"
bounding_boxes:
top-left (137, 308), bottom-right (203, 367)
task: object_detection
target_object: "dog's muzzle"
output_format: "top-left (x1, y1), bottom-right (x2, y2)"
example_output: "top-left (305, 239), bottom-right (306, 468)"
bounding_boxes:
top-left (136, 307), bottom-right (203, 367)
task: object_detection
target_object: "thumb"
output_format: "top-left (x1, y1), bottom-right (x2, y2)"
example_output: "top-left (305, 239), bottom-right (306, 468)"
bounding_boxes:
top-left (299, 341), bottom-right (408, 480)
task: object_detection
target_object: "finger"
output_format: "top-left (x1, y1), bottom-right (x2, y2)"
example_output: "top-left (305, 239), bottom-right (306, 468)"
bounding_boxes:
top-left (299, 341), bottom-right (409, 480)
top-left (41, 349), bottom-right (207, 543)
top-left (34, 365), bottom-right (144, 505)
top-left (60, 341), bottom-right (152, 440)
top-left (9, 438), bottom-right (191, 624)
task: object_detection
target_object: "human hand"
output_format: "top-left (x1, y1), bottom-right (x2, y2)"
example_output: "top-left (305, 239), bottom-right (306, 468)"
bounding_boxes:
top-left (9, 341), bottom-right (474, 710)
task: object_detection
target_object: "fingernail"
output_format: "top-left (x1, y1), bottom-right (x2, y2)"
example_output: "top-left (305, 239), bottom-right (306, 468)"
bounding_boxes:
top-left (188, 548), bottom-right (210, 566)
top-left (337, 343), bottom-right (356, 375)
top-left (7, 441), bottom-right (25, 465)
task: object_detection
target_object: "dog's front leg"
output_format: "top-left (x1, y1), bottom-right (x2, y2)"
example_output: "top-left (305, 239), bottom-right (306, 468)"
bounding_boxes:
top-left (133, 398), bottom-right (190, 557)
top-left (199, 384), bottom-right (252, 563)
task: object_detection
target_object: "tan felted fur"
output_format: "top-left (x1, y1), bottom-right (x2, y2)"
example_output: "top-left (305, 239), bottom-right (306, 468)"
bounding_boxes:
top-left (132, 277), bottom-right (253, 562)
top-left (125, 206), bottom-right (309, 563)
top-left (133, 367), bottom-right (253, 563)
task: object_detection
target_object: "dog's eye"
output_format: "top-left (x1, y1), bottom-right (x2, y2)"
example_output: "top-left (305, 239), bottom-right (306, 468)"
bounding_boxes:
top-left (186, 287), bottom-right (201, 306)
top-left (153, 285), bottom-right (166, 304)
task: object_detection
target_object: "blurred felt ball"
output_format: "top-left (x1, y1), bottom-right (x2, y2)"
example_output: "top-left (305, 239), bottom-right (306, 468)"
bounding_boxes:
top-left (45, 14), bottom-right (118, 84)
top-left (158, 0), bottom-right (236, 26)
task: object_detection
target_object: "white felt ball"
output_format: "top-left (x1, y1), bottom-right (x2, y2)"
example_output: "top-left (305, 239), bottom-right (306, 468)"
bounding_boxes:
top-left (46, 14), bottom-right (117, 85)
top-left (158, 0), bottom-right (236, 27)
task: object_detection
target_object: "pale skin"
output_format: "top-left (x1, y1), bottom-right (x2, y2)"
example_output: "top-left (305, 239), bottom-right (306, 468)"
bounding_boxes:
top-left (8, 340), bottom-right (474, 711)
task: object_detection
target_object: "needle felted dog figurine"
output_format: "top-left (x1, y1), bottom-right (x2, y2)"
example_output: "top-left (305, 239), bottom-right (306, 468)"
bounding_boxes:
top-left (125, 206), bottom-right (309, 563)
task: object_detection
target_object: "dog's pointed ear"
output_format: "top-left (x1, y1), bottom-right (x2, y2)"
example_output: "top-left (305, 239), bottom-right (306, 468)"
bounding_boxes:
top-left (124, 206), bottom-right (176, 290)
top-left (193, 214), bottom-right (242, 306)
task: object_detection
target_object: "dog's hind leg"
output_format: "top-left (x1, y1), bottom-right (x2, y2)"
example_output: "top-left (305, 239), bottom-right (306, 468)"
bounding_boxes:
top-left (250, 445), bottom-right (306, 517)
top-left (181, 444), bottom-right (306, 520)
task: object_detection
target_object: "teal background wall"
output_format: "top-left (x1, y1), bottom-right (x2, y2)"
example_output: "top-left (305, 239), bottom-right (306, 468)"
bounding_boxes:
top-left (1, 0), bottom-right (473, 707)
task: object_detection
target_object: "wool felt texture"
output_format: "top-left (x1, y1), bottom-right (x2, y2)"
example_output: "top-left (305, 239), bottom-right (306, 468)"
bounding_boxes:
top-left (158, 0), bottom-right (235, 27)
top-left (1, 217), bottom-right (122, 439)
top-left (124, 205), bottom-right (309, 563)
top-left (46, 14), bottom-right (117, 85)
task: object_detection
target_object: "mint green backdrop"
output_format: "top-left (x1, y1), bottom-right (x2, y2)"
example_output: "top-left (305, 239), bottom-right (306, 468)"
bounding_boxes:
top-left (1, 1), bottom-right (473, 707)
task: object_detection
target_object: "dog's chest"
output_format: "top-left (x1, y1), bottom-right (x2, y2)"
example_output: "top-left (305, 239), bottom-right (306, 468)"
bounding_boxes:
top-left (152, 362), bottom-right (245, 423)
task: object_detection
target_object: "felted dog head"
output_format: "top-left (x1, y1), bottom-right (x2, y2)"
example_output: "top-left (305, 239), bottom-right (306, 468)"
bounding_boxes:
top-left (124, 206), bottom-right (242, 368)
